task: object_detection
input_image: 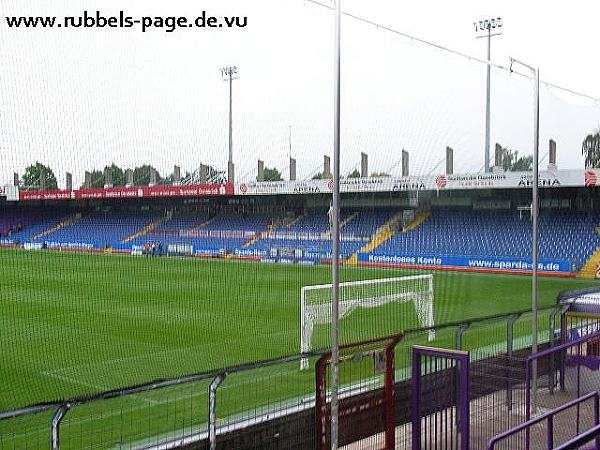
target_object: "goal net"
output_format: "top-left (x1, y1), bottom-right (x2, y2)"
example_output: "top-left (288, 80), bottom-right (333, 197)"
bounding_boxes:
top-left (300, 274), bottom-right (435, 369)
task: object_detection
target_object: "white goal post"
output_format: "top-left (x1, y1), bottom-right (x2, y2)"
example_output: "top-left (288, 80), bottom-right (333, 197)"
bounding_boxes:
top-left (300, 274), bottom-right (435, 369)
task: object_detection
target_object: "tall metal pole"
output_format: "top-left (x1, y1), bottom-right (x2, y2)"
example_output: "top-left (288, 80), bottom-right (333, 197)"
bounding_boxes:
top-left (229, 74), bottom-right (233, 167)
top-left (221, 66), bottom-right (238, 183)
top-left (330, 0), bottom-right (342, 448)
top-left (510, 57), bottom-right (540, 414)
top-left (475, 18), bottom-right (502, 172)
top-left (484, 25), bottom-right (492, 173)
top-left (531, 67), bottom-right (540, 414)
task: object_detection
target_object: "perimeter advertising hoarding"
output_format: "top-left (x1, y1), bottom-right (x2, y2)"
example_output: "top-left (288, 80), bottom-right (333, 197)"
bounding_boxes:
top-left (358, 252), bottom-right (572, 274)
top-left (18, 183), bottom-right (234, 201)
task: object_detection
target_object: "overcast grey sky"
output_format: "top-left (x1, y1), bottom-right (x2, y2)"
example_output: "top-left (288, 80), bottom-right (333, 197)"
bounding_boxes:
top-left (0, 0), bottom-right (599, 188)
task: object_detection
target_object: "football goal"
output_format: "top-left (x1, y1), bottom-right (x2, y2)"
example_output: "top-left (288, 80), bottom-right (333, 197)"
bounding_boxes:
top-left (300, 274), bottom-right (435, 369)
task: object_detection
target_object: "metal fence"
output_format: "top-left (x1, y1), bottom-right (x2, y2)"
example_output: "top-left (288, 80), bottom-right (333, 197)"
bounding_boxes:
top-left (487, 392), bottom-right (600, 450)
top-left (412, 346), bottom-right (470, 450)
top-left (0, 305), bottom-right (569, 449)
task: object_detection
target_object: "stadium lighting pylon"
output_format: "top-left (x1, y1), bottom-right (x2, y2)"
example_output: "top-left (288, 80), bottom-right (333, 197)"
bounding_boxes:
top-left (474, 17), bottom-right (502, 173)
top-left (221, 66), bottom-right (239, 183)
top-left (510, 56), bottom-right (540, 414)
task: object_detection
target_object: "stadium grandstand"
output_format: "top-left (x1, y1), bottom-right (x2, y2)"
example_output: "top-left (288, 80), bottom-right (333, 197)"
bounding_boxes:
top-left (2, 182), bottom-right (600, 276)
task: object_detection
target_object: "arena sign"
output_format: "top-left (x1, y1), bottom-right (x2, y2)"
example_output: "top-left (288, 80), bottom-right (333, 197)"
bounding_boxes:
top-left (235, 169), bottom-right (594, 196)
top-left (1, 185), bottom-right (19, 201)
top-left (18, 183), bottom-right (234, 201)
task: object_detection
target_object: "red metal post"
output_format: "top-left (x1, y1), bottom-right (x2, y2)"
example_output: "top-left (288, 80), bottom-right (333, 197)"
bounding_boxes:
top-left (315, 354), bottom-right (330, 450)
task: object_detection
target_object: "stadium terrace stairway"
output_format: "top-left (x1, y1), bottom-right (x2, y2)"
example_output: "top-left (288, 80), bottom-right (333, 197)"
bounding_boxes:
top-left (341, 211), bottom-right (359, 229)
top-left (347, 211), bottom-right (404, 264)
top-left (577, 247), bottom-right (600, 279)
top-left (401, 210), bottom-right (430, 233)
top-left (31, 212), bottom-right (83, 240)
top-left (323, 211), bottom-right (359, 239)
top-left (242, 219), bottom-right (280, 248)
top-left (242, 230), bottom-right (267, 248)
top-left (121, 216), bottom-right (168, 244)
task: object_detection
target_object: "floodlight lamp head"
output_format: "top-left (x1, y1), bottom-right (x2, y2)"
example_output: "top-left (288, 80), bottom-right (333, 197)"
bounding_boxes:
top-left (220, 66), bottom-right (239, 81)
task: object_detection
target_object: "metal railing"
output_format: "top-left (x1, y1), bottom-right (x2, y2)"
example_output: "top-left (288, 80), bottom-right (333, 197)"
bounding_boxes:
top-left (487, 392), bottom-right (600, 450)
top-left (525, 329), bottom-right (600, 421)
top-left (553, 423), bottom-right (600, 450)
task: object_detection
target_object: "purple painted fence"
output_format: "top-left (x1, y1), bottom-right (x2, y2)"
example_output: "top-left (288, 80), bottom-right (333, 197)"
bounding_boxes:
top-left (412, 346), bottom-right (470, 450)
top-left (525, 330), bottom-right (600, 421)
top-left (487, 392), bottom-right (599, 450)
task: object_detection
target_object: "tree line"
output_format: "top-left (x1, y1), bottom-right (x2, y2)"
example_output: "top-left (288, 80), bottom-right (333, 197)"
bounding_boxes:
top-left (15, 129), bottom-right (600, 190)
top-left (19, 163), bottom-right (172, 191)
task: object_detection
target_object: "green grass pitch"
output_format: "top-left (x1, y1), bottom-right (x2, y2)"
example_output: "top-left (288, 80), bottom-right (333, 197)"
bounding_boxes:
top-left (0, 249), bottom-right (597, 447)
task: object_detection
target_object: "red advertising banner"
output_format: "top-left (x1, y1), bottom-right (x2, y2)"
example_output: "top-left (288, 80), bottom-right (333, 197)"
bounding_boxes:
top-left (19, 183), bottom-right (234, 201)
top-left (19, 189), bottom-right (75, 201)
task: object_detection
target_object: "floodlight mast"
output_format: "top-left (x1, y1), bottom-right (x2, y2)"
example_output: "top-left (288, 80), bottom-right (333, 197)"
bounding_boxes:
top-left (221, 66), bottom-right (239, 183)
top-left (510, 56), bottom-right (540, 415)
top-left (474, 17), bottom-right (503, 173)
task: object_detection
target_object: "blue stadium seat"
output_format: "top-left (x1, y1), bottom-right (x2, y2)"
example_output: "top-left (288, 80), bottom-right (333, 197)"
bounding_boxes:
top-left (1, 206), bottom-right (598, 269)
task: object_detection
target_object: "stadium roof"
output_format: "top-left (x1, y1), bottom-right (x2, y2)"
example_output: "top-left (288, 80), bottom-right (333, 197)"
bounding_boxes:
top-left (3, 167), bottom-right (599, 202)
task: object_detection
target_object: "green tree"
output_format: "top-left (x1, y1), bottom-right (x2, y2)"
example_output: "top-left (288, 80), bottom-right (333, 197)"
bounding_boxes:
top-left (370, 172), bottom-right (391, 178)
top-left (263, 167), bottom-right (283, 181)
top-left (87, 170), bottom-right (104, 188)
top-left (312, 172), bottom-right (332, 180)
top-left (347, 169), bottom-right (361, 178)
top-left (133, 165), bottom-right (162, 186)
top-left (104, 163), bottom-right (126, 187)
top-left (82, 164), bottom-right (126, 188)
top-left (21, 162), bottom-right (58, 190)
top-left (502, 148), bottom-right (533, 171)
top-left (582, 130), bottom-right (600, 168)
